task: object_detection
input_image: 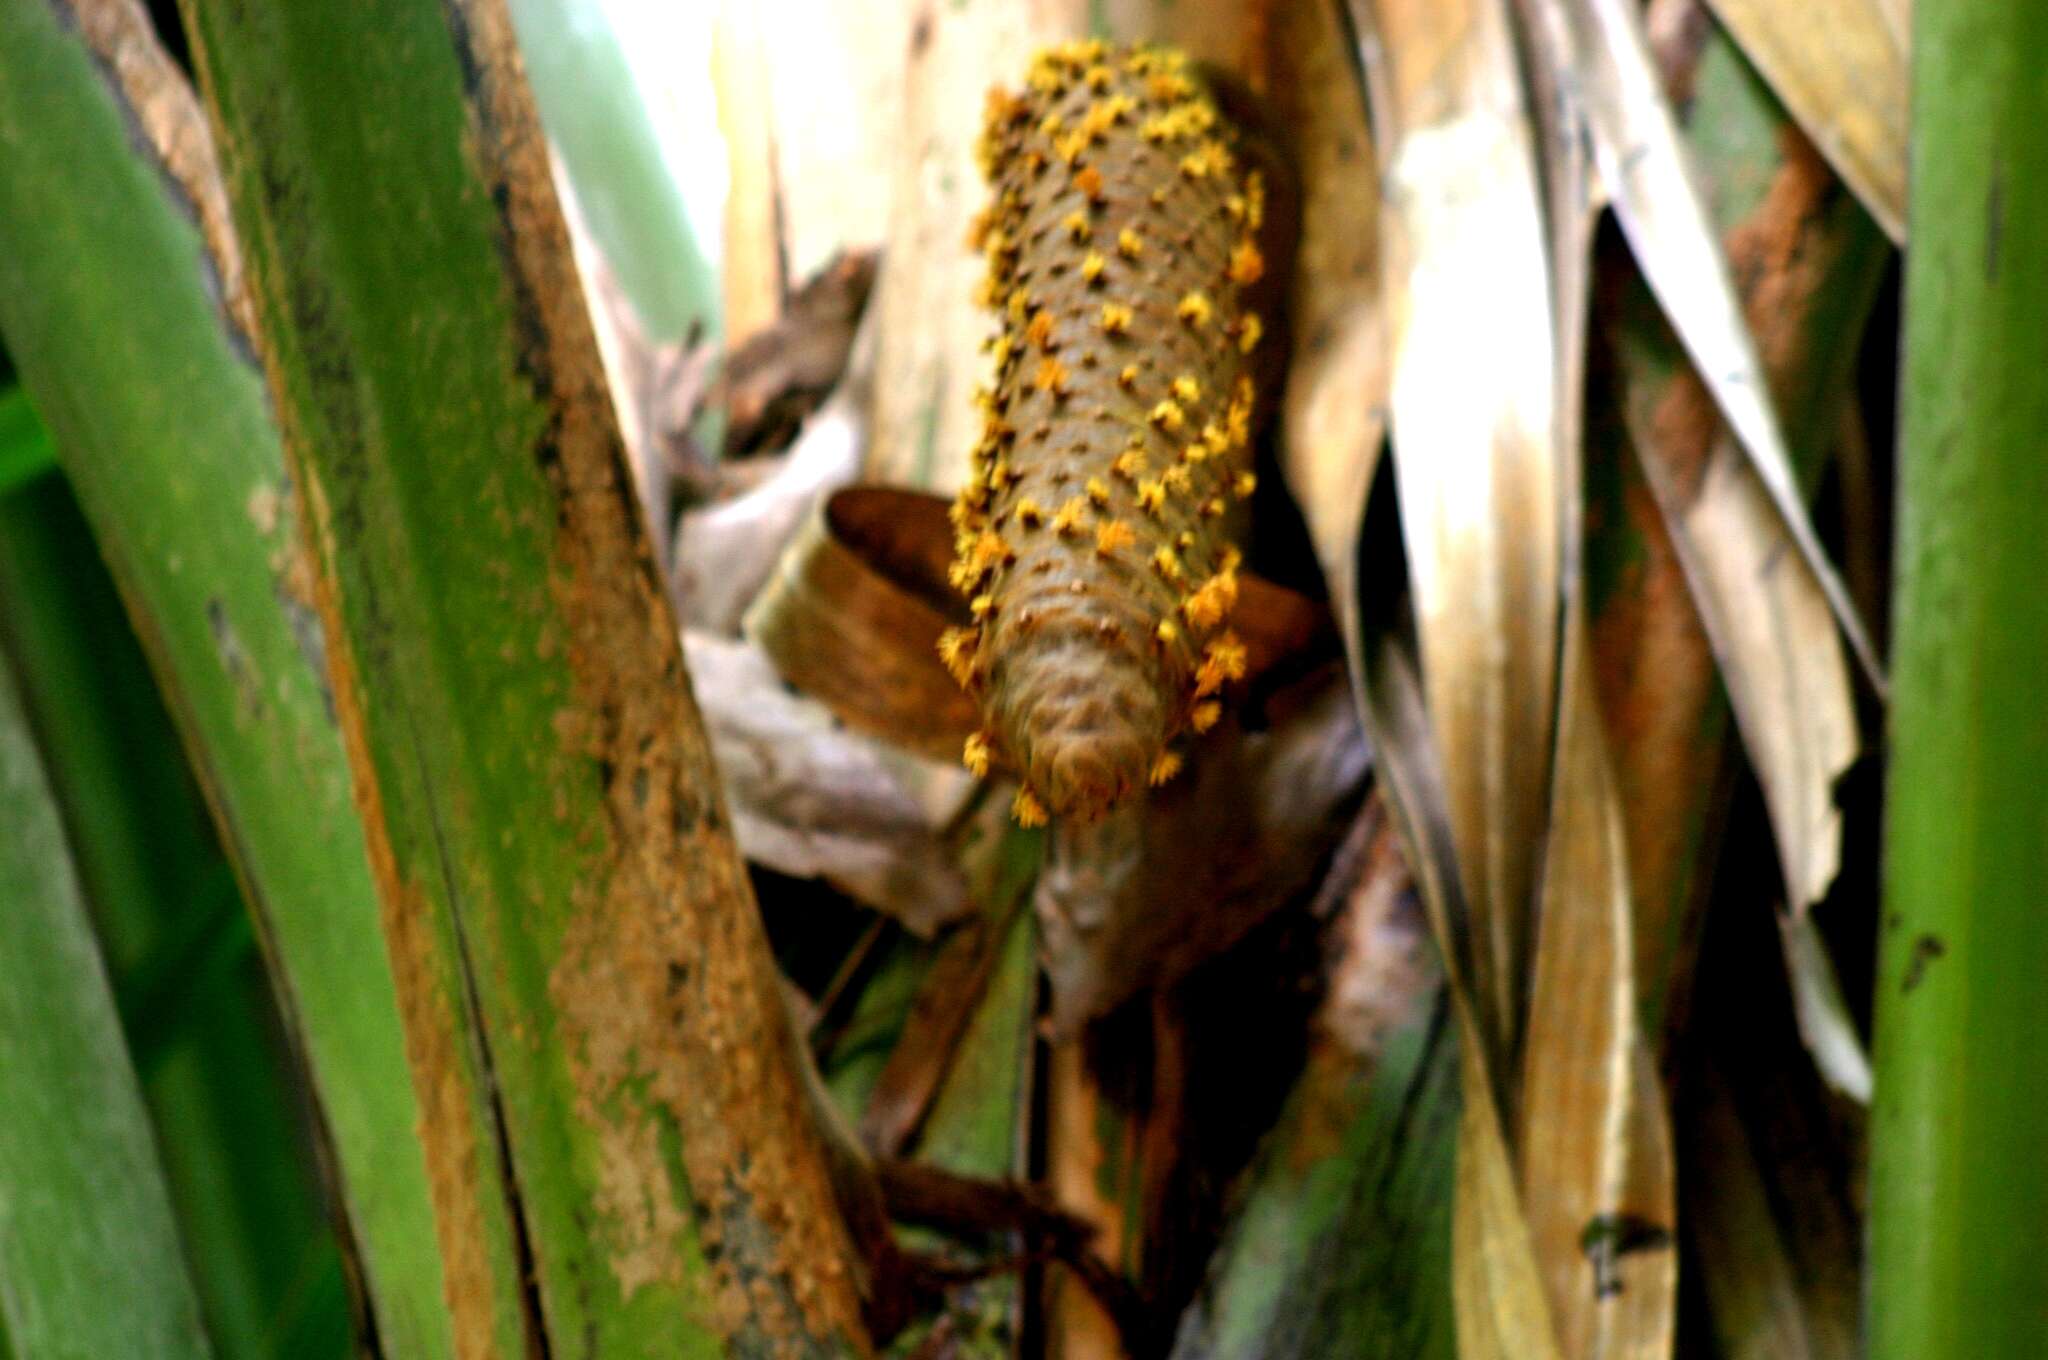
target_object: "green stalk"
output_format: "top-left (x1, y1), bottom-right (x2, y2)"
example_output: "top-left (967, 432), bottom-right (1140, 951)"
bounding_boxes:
top-left (1868, 2), bottom-right (2048, 1353)
top-left (0, 7), bottom-right (451, 1353)
top-left (176, 0), bottom-right (869, 1350)
top-left (0, 645), bottom-right (210, 1360)
top-left (0, 449), bottom-right (349, 1358)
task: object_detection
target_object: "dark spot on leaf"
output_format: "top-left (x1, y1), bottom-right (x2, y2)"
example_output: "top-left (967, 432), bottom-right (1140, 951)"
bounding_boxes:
top-left (1580, 1213), bottom-right (1672, 1299)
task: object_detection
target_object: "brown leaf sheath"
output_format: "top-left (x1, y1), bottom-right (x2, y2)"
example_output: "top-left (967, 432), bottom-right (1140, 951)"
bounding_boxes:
top-left (942, 41), bottom-right (1291, 823)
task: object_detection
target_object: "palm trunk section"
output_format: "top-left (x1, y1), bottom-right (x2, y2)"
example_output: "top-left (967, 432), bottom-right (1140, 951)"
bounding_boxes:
top-left (174, 0), bottom-right (871, 1352)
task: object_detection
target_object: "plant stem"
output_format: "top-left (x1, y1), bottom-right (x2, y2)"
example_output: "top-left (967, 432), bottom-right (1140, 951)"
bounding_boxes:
top-left (1869, 1), bottom-right (2048, 1353)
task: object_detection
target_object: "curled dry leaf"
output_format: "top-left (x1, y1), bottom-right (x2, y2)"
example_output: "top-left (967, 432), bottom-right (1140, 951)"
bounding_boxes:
top-left (747, 487), bottom-right (984, 765)
top-left (749, 485), bottom-right (1332, 770)
top-left (1034, 664), bottom-right (1370, 1037)
top-left (715, 248), bottom-right (879, 458)
top-left (1269, 0), bottom-right (1391, 694)
top-left (1512, 19), bottom-right (1679, 1348)
top-left (683, 630), bottom-right (975, 935)
top-left (1699, 0), bottom-right (1905, 243)
top-left (672, 309), bottom-right (876, 633)
top-left (1610, 63), bottom-right (1887, 1095)
top-left (1543, 0), bottom-right (1884, 690)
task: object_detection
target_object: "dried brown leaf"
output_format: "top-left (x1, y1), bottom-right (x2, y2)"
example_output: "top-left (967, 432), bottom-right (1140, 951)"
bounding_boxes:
top-left (1543, 0), bottom-right (1884, 690)
top-left (1701, 0), bottom-right (1905, 242)
top-left (710, 3), bottom-right (784, 342)
top-left (1519, 634), bottom-right (1678, 1359)
top-left (746, 488), bottom-right (982, 765)
top-left (1270, 0), bottom-right (1391, 696)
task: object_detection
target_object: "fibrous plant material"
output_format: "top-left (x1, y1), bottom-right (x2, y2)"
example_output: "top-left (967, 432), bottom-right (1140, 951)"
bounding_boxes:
top-left (939, 40), bottom-right (1290, 823)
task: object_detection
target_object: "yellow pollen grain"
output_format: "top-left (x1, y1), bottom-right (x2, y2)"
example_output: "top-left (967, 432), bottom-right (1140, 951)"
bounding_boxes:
top-left (1229, 239), bottom-right (1264, 284)
top-left (1085, 476), bottom-right (1111, 506)
top-left (937, 627), bottom-right (979, 686)
top-left (1148, 751), bottom-right (1184, 786)
top-left (1172, 374), bottom-right (1201, 403)
top-left (1015, 498), bottom-right (1044, 527)
top-left (1075, 164), bottom-right (1105, 202)
top-left (1095, 520), bottom-right (1136, 555)
top-left (1136, 479), bottom-right (1166, 514)
top-left (1063, 210), bottom-right (1091, 242)
top-left (1118, 363), bottom-right (1140, 389)
top-left (1082, 251), bottom-right (1107, 284)
top-left (1163, 466), bottom-right (1193, 495)
top-left (963, 732), bottom-right (993, 777)
top-left (970, 593), bottom-right (995, 619)
top-left (1182, 571), bottom-right (1239, 630)
top-left (1151, 546), bottom-right (1183, 581)
top-left (1201, 495), bottom-right (1226, 518)
top-left (1012, 788), bottom-right (1048, 827)
top-left (1027, 309), bottom-right (1056, 350)
top-left (1099, 303), bottom-right (1133, 335)
top-left (1177, 291), bottom-right (1213, 326)
top-left (1034, 357), bottom-right (1070, 395)
top-left (1235, 314), bottom-right (1264, 353)
top-left (1113, 447), bottom-right (1148, 480)
top-left (1190, 700), bottom-right (1222, 733)
top-left (1234, 470), bottom-right (1257, 498)
top-left (1117, 227), bottom-right (1144, 258)
top-left (1149, 399), bottom-right (1185, 431)
top-left (1155, 618), bottom-right (1180, 644)
top-left (1051, 498), bottom-right (1088, 536)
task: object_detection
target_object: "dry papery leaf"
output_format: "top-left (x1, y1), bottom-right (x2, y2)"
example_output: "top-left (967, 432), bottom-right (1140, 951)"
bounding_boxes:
top-left (1346, 0), bottom-right (1682, 1351)
top-left (1363, 0), bottom-right (1560, 1064)
top-left (1618, 7), bottom-right (1876, 1099)
top-left (672, 308), bottom-right (876, 634)
top-left (1539, 0), bottom-right (1884, 696)
top-left (684, 631), bottom-right (976, 936)
top-left (1701, 0), bottom-right (1905, 242)
top-left (1268, 0), bottom-right (1391, 708)
top-left (710, 0), bottom-right (784, 342)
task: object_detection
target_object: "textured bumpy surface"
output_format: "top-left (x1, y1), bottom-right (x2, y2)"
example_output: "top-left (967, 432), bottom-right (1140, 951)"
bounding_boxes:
top-left (939, 41), bottom-right (1288, 825)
